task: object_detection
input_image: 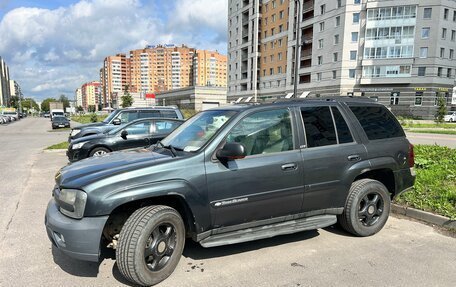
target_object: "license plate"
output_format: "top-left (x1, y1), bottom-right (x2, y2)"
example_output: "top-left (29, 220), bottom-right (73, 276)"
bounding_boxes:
top-left (59, 125), bottom-right (65, 127)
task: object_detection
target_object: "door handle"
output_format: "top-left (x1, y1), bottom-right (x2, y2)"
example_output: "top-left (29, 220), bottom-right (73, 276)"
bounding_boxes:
top-left (348, 155), bottom-right (361, 161)
top-left (281, 163), bottom-right (297, 171)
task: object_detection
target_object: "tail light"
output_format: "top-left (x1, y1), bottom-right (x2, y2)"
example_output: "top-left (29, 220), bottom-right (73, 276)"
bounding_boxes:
top-left (408, 143), bottom-right (415, 168)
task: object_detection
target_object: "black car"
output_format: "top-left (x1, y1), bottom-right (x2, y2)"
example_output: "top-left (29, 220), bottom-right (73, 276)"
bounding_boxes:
top-left (67, 118), bottom-right (183, 162)
top-left (69, 106), bottom-right (184, 141)
top-left (51, 116), bottom-right (70, 129)
top-left (46, 98), bottom-right (415, 286)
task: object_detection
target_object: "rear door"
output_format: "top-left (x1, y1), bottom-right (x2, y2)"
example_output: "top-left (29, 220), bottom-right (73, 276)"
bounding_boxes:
top-left (205, 108), bottom-right (305, 228)
top-left (299, 104), bottom-right (367, 211)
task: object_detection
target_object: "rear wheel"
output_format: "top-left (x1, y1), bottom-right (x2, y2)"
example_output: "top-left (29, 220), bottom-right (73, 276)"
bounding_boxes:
top-left (116, 205), bottom-right (185, 286)
top-left (338, 179), bottom-right (391, 237)
top-left (89, 147), bottom-right (110, 157)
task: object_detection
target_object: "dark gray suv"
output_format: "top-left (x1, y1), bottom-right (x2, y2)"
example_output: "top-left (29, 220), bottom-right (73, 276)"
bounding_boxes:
top-left (45, 98), bottom-right (415, 286)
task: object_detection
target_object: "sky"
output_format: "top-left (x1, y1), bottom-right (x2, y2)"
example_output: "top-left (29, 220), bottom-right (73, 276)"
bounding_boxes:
top-left (0, 0), bottom-right (228, 102)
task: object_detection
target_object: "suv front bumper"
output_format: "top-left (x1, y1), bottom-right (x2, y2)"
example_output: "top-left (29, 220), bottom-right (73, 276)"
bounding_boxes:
top-left (45, 199), bottom-right (108, 262)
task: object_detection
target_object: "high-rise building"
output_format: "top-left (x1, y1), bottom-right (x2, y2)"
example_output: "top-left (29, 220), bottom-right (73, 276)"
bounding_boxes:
top-left (0, 56), bottom-right (11, 107)
top-left (81, 81), bottom-right (101, 111)
top-left (75, 88), bottom-right (83, 108)
top-left (193, 50), bottom-right (228, 87)
top-left (9, 80), bottom-right (22, 98)
top-left (228, 0), bottom-right (456, 119)
top-left (101, 54), bottom-right (130, 109)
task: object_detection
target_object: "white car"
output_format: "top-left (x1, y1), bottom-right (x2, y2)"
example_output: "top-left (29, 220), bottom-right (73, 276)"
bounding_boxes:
top-left (444, 111), bottom-right (456, 122)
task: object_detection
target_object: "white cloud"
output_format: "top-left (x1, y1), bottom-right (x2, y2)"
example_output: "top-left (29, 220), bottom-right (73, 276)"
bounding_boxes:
top-left (0, 0), bottom-right (228, 101)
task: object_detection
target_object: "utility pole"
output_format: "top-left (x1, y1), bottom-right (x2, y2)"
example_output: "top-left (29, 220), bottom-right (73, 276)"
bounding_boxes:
top-left (293, 0), bottom-right (301, 98)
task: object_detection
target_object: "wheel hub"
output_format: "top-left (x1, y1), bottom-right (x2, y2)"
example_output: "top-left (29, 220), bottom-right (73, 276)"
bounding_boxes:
top-left (368, 205), bottom-right (375, 215)
top-left (157, 241), bottom-right (167, 253)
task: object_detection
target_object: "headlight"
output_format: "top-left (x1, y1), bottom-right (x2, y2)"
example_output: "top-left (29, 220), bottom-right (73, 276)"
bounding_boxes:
top-left (71, 129), bottom-right (81, 136)
top-left (58, 189), bottom-right (87, 219)
top-left (72, 142), bottom-right (86, 150)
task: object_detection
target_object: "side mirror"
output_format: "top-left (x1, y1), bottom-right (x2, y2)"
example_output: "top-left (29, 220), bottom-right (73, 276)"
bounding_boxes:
top-left (121, 130), bottom-right (128, 139)
top-left (113, 118), bottom-right (121, 125)
top-left (216, 142), bottom-right (246, 161)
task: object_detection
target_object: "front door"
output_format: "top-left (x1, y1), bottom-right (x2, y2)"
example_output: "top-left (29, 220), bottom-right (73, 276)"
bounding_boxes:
top-left (205, 108), bottom-right (304, 228)
top-left (115, 121), bottom-right (152, 151)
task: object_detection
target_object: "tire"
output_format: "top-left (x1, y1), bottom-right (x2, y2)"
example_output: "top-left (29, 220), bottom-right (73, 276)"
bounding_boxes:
top-left (337, 179), bottom-right (391, 237)
top-left (89, 147), bottom-right (110, 157)
top-left (116, 205), bottom-right (185, 286)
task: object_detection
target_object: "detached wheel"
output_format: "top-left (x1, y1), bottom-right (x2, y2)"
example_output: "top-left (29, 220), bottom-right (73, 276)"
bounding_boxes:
top-left (338, 179), bottom-right (391, 237)
top-left (116, 205), bottom-right (185, 286)
top-left (89, 147), bottom-right (110, 157)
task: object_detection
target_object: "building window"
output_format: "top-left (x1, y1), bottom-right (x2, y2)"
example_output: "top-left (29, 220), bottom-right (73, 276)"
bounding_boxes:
top-left (440, 48), bottom-right (445, 58)
top-left (450, 49), bottom-right (454, 60)
top-left (438, 67), bottom-right (443, 77)
top-left (320, 4), bottom-right (326, 15)
top-left (415, 92), bottom-right (423, 106)
top-left (278, 52), bottom-right (282, 60)
top-left (270, 54), bottom-right (274, 62)
top-left (272, 14), bottom-right (276, 22)
top-left (317, 56), bottom-right (323, 65)
top-left (332, 70), bottom-right (337, 79)
top-left (442, 28), bottom-right (447, 39)
top-left (270, 68), bottom-right (274, 75)
top-left (278, 38), bottom-right (283, 47)
top-left (317, 72), bottom-right (322, 81)
top-left (279, 10), bottom-right (284, 19)
top-left (333, 53), bottom-right (338, 62)
top-left (319, 22), bottom-right (325, 31)
top-left (335, 16), bottom-right (340, 27)
top-left (454, 11), bottom-right (456, 22)
top-left (451, 30), bottom-right (455, 41)
top-left (420, 47), bottom-right (428, 58)
top-left (390, 92), bottom-right (400, 105)
top-left (444, 8), bottom-right (449, 20)
top-left (421, 27), bottom-right (430, 39)
top-left (423, 8), bottom-right (432, 19)
top-left (447, 68), bottom-right (452, 78)
top-left (337, 0), bottom-right (342, 8)
top-left (334, 34), bottom-right (339, 44)
top-left (354, 0), bottom-right (360, 4)
top-left (318, 39), bottom-right (324, 49)
top-left (350, 50), bottom-right (357, 60)
top-left (278, 66), bottom-right (283, 73)
top-left (353, 13), bottom-right (360, 23)
top-left (349, 69), bottom-right (356, 78)
top-left (418, 67), bottom-right (426, 76)
top-left (351, 32), bottom-right (359, 42)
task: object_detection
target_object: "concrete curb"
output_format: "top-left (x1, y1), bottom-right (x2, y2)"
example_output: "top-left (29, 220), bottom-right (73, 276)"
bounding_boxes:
top-left (392, 204), bottom-right (456, 229)
top-left (43, 149), bottom-right (67, 153)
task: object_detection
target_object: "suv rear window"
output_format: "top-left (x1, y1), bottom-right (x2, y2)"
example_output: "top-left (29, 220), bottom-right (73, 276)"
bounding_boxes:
top-left (349, 106), bottom-right (404, 140)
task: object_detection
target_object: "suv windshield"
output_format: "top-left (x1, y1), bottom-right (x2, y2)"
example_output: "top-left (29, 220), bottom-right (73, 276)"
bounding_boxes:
top-left (161, 110), bottom-right (237, 152)
top-left (103, 110), bottom-right (119, 123)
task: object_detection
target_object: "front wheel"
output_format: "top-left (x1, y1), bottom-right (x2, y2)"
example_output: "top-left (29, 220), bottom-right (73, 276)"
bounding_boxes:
top-left (116, 205), bottom-right (185, 286)
top-left (89, 147), bottom-right (110, 157)
top-left (338, 179), bottom-right (391, 237)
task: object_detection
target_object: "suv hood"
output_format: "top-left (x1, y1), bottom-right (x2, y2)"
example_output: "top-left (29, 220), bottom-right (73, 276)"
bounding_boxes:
top-left (57, 149), bottom-right (173, 188)
top-left (74, 122), bottom-right (107, 129)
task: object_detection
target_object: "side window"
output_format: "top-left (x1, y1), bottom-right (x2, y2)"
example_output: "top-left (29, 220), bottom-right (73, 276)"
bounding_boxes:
top-left (331, 107), bottom-right (354, 144)
top-left (118, 111), bottom-right (139, 123)
top-left (125, 121), bottom-right (151, 135)
top-left (161, 110), bottom-right (178, 119)
top-left (226, 109), bottom-right (294, 156)
top-left (139, 110), bottom-right (160, 119)
top-left (152, 120), bottom-right (182, 134)
top-left (301, 106), bottom-right (337, 147)
top-left (349, 106), bottom-right (405, 140)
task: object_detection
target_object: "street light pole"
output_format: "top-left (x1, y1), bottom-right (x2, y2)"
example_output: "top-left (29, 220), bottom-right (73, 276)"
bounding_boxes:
top-left (293, 0), bottom-right (301, 98)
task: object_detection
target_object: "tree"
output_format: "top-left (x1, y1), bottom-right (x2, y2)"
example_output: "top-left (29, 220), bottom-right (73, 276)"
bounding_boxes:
top-left (120, 85), bottom-right (133, 108)
top-left (21, 98), bottom-right (39, 111)
top-left (58, 94), bottom-right (70, 111)
top-left (41, 98), bottom-right (56, 113)
top-left (88, 105), bottom-right (96, 113)
top-left (435, 96), bottom-right (447, 124)
top-left (10, 96), bottom-right (20, 109)
top-left (76, 106), bottom-right (84, 113)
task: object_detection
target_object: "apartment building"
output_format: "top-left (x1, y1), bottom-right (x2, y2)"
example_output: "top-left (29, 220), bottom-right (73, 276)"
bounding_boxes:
top-left (75, 88), bottom-right (83, 108)
top-left (193, 50), bottom-right (228, 87)
top-left (0, 56), bottom-right (11, 107)
top-left (81, 81), bottom-right (101, 111)
top-left (9, 80), bottom-right (22, 98)
top-left (101, 54), bottom-right (130, 109)
top-left (228, 0), bottom-right (456, 119)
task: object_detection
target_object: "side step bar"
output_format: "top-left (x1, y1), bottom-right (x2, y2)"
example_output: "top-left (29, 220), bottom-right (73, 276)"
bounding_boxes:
top-left (200, 215), bottom-right (337, 248)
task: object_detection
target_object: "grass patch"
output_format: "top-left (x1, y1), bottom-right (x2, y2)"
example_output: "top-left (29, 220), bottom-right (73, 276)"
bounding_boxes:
top-left (46, 141), bottom-right (69, 150)
top-left (400, 122), bottom-right (456, 129)
top-left (395, 145), bottom-right (456, 219)
top-left (406, 129), bottom-right (456, 135)
top-left (71, 114), bottom-right (107, 124)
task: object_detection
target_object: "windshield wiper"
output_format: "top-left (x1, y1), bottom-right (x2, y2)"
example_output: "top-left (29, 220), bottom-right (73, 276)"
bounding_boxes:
top-left (167, 145), bottom-right (177, 158)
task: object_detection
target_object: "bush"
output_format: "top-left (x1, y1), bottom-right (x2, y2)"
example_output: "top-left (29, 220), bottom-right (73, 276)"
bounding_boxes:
top-left (90, 113), bottom-right (98, 123)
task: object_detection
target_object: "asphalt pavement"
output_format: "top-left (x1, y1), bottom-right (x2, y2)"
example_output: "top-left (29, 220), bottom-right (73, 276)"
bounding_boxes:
top-left (0, 118), bottom-right (455, 287)
top-left (406, 132), bottom-right (456, 148)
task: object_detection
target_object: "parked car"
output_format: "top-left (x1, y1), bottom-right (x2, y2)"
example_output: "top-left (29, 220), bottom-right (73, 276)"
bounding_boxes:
top-left (444, 111), bottom-right (456, 122)
top-left (68, 106), bottom-right (184, 142)
top-left (1, 111), bottom-right (19, 121)
top-left (46, 98), bottom-right (415, 286)
top-left (43, 113), bottom-right (50, 118)
top-left (67, 118), bottom-right (183, 162)
top-left (0, 116), bottom-right (8, 124)
top-left (51, 116), bottom-right (71, 129)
